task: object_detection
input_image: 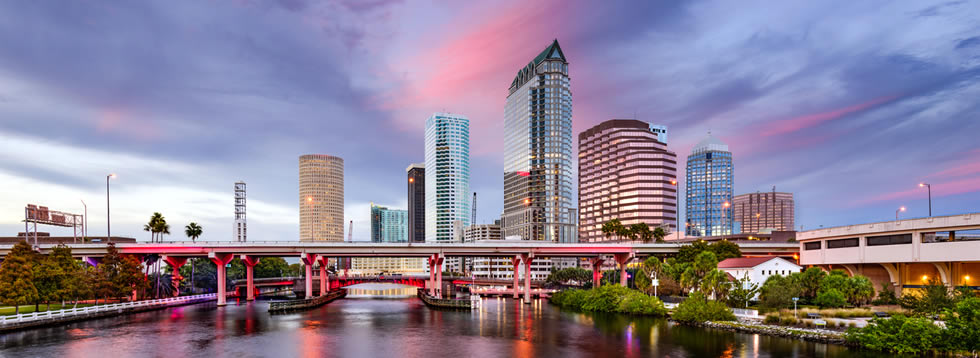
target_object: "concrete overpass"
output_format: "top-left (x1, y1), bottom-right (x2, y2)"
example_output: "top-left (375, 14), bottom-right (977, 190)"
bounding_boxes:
top-left (797, 212), bottom-right (980, 294)
top-left (0, 241), bottom-right (798, 305)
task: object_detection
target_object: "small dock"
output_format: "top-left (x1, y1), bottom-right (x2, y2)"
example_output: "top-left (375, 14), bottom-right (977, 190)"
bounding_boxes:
top-left (417, 289), bottom-right (474, 310)
top-left (269, 289), bottom-right (347, 313)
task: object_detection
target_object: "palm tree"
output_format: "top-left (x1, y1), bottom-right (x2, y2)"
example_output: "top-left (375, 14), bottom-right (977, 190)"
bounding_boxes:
top-left (144, 212), bottom-right (164, 243)
top-left (184, 222), bottom-right (202, 242)
top-left (155, 218), bottom-right (170, 242)
top-left (652, 226), bottom-right (667, 243)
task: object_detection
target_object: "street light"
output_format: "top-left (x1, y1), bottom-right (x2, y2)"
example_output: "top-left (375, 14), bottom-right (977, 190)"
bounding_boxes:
top-left (107, 174), bottom-right (116, 243)
top-left (80, 200), bottom-right (88, 241)
top-left (669, 179), bottom-right (679, 235)
top-left (918, 183), bottom-right (932, 217)
top-left (723, 201), bottom-right (732, 235)
top-left (306, 196), bottom-right (314, 241)
top-left (896, 206), bottom-right (906, 221)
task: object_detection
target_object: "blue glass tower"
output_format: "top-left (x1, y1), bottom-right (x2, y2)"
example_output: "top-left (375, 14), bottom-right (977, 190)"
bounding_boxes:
top-left (685, 133), bottom-right (734, 236)
top-left (370, 203), bottom-right (408, 243)
top-left (424, 113), bottom-right (471, 242)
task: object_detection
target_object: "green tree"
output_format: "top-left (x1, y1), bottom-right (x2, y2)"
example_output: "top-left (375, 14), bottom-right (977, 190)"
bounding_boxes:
top-left (679, 251), bottom-right (718, 293)
top-left (254, 257), bottom-right (291, 278)
top-left (701, 269), bottom-right (731, 300)
top-left (759, 274), bottom-right (800, 310)
top-left (49, 245), bottom-right (79, 306)
top-left (0, 241), bottom-right (39, 314)
top-left (795, 267), bottom-right (826, 300)
top-left (815, 288), bottom-right (847, 308)
top-left (94, 243), bottom-right (123, 303)
top-left (846, 315), bottom-right (942, 354)
top-left (676, 240), bottom-right (710, 263)
top-left (629, 223), bottom-right (650, 242)
top-left (672, 291), bottom-right (736, 323)
top-left (601, 219), bottom-right (625, 241)
top-left (144, 212), bottom-right (164, 243)
top-left (184, 222), bottom-right (203, 242)
top-left (708, 240), bottom-right (741, 260)
top-left (117, 255), bottom-right (148, 300)
top-left (33, 253), bottom-right (63, 311)
top-left (941, 297), bottom-right (980, 353)
top-left (727, 274), bottom-right (759, 308)
top-left (545, 267), bottom-right (592, 286)
top-left (71, 265), bottom-right (96, 307)
top-left (900, 279), bottom-right (956, 315)
top-left (652, 226), bottom-right (667, 243)
top-left (848, 275), bottom-right (875, 306)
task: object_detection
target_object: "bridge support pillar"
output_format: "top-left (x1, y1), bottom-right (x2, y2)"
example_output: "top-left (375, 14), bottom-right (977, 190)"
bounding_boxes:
top-left (512, 256), bottom-right (521, 299)
top-left (428, 255), bottom-right (437, 296)
top-left (521, 253), bottom-right (533, 303)
top-left (590, 257), bottom-right (605, 289)
top-left (435, 254), bottom-right (444, 298)
top-left (162, 255), bottom-right (189, 297)
top-left (208, 253), bottom-right (235, 306)
top-left (241, 255), bottom-right (260, 301)
top-left (614, 252), bottom-right (634, 287)
top-left (317, 255), bottom-right (331, 295)
top-left (301, 253), bottom-right (316, 299)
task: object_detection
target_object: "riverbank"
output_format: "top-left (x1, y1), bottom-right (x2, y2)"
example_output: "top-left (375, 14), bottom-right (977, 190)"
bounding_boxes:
top-left (692, 319), bottom-right (849, 345)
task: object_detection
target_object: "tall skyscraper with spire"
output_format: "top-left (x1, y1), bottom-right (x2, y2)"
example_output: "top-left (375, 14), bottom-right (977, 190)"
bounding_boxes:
top-left (502, 39), bottom-right (576, 242)
top-left (685, 132), bottom-right (734, 236)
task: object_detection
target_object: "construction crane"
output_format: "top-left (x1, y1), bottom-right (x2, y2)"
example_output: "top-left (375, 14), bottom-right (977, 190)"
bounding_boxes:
top-left (471, 192), bottom-right (477, 225)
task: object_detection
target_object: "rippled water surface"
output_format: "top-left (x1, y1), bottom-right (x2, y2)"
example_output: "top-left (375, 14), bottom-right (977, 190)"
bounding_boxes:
top-left (0, 285), bottom-right (888, 358)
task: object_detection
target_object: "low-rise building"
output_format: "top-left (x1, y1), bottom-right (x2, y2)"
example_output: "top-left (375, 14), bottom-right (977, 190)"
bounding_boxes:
top-left (718, 256), bottom-right (802, 295)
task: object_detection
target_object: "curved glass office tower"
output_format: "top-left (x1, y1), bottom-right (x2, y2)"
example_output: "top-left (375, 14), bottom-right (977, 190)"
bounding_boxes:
top-left (685, 133), bottom-right (734, 236)
top-left (424, 113), bottom-right (471, 242)
top-left (503, 39), bottom-right (576, 243)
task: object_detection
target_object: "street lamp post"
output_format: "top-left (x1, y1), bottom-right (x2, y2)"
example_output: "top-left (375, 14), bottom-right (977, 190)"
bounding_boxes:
top-left (918, 183), bottom-right (932, 217)
top-left (670, 179), bottom-right (679, 235)
top-left (106, 174), bottom-right (116, 242)
top-left (723, 201), bottom-right (732, 236)
top-left (895, 206), bottom-right (906, 221)
top-left (306, 196), bottom-right (313, 241)
top-left (80, 200), bottom-right (88, 240)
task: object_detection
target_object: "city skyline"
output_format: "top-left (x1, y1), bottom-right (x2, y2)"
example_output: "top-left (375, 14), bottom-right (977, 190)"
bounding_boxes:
top-left (2, 1), bottom-right (979, 241)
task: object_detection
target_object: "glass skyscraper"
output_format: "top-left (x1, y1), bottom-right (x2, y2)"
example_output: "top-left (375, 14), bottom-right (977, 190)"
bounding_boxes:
top-left (424, 113), bottom-right (471, 242)
top-left (502, 39), bottom-right (576, 242)
top-left (685, 133), bottom-right (734, 236)
top-left (370, 203), bottom-right (408, 243)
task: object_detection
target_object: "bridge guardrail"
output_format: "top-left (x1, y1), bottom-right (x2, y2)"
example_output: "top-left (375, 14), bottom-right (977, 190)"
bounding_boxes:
top-left (0, 293), bottom-right (220, 325)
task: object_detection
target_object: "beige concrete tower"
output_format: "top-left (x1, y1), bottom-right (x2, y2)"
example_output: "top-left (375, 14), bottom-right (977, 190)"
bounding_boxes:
top-left (299, 154), bottom-right (344, 241)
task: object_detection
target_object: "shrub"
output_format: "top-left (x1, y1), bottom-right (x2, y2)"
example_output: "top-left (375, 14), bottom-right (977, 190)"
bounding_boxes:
top-left (581, 285), bottom-right (632, 312)
top-left (672, 292), bottom-right (736, 323)
top-left (780, 316), bottom-right (797, 326)
top-left (846, 315), bottom-right (942, 354)
top-left (763, 313), bottom-right (780, 324)
top-left (616, 290), bottom-right (667, 316)
top-left (940, 297), bottom-right (980, 352)
top-left (759, 275), bottom-right (800, 310)
top-left (550, 289), bottom-right (588, 310)
top-left (814, 289), bottom-right (847, 308)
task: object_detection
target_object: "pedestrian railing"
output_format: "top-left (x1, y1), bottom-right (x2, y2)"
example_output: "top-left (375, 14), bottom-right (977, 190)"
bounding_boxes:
top-left (0, 293), bottom-right (219, 325)
top-left (732, 308), bottom-right (760, 318)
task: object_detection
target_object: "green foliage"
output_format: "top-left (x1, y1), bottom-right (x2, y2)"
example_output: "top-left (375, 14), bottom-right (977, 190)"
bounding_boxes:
top-left (184, 222), bottom-right (203, 242)
top-left (708, 240), bottom-right (742, 261)
top-left (0, 241), bottom-right (39, 314)
top-left (679, 251), bottom-right (719, 293)
top-left (846, 315), bottom-right (942, 354)
top-left (676, 240), bottom-right (741, 264)
top-left (848, 275), bottom-right (875, 306)
top-left (872, 283), bottom-right (898, 305)
top-left (900, 279), bottom-right (957, 315)
top-left (941, 297), bottom-right (980, 352)
top-left (814, 288), bottom-right (847, 308)
top-left (616, 290), bottom-right (667, 316)
top-left (652, 226), bottom-right (667, 243)
top-left (143, 212), bottom-right (171, 243)
top-left (601, 219), bottom-right (625, 241)
top-left (795, 267), bottom-right (826, 300)
top-left (545, 267), bottom-right (592, 286)
top-left (672, 292), bottom-right (736, 323)
top-left (726, 274), bottom-right (759, 308)
top-left (254, 257), bottom-right (292, 278)
top-left (759, 274), bottom-right (800, 310)
top-left (33, 253), bottom-right (63, 309)
top-left (550, 286), bottom-right (666, 316)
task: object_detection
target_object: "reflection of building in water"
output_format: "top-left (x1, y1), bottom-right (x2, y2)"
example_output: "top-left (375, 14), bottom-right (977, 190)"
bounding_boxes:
top-left (350, 257), bottom-right (426, 275)
top-left (345, 284), bottom-right (418, 298)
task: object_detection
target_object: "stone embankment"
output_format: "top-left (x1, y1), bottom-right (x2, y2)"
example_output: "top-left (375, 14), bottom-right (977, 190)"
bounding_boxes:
top-left (697, 319), bottom-right (849, 345)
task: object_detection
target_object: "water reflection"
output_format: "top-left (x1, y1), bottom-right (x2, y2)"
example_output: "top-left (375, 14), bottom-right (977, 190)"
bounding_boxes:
top-left (344, 283), bottom-right (418, 298)
top-left (0, 295), bottom-right (889, 358)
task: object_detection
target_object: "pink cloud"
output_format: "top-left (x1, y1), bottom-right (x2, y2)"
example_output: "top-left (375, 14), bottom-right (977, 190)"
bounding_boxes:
top-left (761, 95), bottom-right (899, 137)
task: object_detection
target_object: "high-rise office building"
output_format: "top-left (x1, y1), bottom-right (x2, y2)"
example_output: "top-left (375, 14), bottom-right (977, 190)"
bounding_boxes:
top-left (370, 203), bottom-right (408, 243)
top-left (234, 181), bottom-right (246, 242)
top-left (685, 133), bottom-right (734, 236)
top-left (502, 39), bottom-right (576, 242)
top-left (733, 191), bottom-right (795, 234)
top-left (299, 154), bottom-right (344, 241)
top-left (406, 163), bottom-right (425, 243)
top-left (578, 120), bottom-right (678, 242)
top-left (424, 113), bottom-right (471, 242)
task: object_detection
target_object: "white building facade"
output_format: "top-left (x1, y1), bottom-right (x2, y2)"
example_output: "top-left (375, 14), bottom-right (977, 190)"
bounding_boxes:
top-left (425, 113), bottom-right (471, 242)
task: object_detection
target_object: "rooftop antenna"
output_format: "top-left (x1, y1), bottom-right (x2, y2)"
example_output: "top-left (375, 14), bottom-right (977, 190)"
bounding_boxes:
top-left (471, 192), bottom-right (477, 225)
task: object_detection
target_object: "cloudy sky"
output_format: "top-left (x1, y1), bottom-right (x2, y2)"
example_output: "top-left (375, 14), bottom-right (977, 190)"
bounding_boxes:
top-left (1, 1), bottom-right (978, 242)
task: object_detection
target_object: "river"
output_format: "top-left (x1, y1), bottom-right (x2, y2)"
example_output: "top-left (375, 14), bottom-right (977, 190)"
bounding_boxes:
top-left (0, 284), bottom-right (887, 358)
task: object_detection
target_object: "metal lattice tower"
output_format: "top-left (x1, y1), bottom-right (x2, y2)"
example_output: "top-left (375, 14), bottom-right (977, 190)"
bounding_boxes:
top-left (234, 181), bottom-right (246, 242)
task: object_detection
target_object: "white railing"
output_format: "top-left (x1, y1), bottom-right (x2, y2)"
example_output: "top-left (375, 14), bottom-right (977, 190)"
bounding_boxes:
top-left (732, 308), bottom-right (759, 318)
top-left (0, 293), bottom-right (219, 325)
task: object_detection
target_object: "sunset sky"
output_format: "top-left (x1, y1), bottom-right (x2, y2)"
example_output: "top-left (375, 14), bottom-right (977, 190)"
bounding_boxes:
top-left (1, 1), bottom-right (978, 241)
